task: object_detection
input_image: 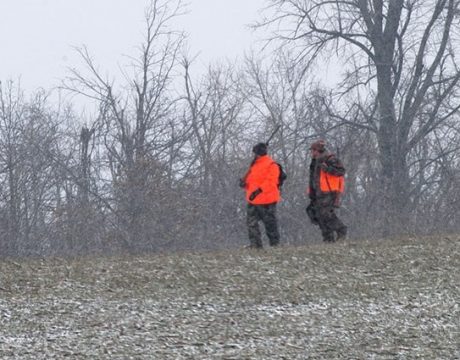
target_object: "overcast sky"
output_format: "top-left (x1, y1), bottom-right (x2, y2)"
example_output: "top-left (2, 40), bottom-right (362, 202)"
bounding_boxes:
top-left (0, 0), bottom-right (266, 95)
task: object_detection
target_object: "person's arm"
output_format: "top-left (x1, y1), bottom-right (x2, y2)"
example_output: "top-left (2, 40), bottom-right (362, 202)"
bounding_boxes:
top-left (322, 155), bottom-right (345, 176)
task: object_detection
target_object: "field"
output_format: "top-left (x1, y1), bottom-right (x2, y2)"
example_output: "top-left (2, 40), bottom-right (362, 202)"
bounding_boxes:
top-left (1, 236), bottom-right (459, 359)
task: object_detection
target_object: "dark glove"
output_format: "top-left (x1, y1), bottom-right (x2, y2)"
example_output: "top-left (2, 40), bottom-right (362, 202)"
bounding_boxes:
top-left (239, 178), bottom-right (246, 188)
top-left (249, 188), bottom-right (262, 201)
top-left (308, 187), bottom-right (316, 200)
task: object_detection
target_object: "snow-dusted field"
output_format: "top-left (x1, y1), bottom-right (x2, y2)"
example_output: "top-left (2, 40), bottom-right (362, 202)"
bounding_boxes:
top-left (1, 236), bottom-right (459, 359)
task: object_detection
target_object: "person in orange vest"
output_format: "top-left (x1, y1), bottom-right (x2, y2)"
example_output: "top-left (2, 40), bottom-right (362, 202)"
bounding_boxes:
top-left (306, 139), bottom-right (347, 242)
top-left (239, 142), bottom-right (281, 248)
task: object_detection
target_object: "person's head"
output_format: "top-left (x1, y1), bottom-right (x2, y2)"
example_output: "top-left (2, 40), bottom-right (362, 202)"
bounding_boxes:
top-left (252, 142), bottom-right (268, 156)
top-left (310, 139), bottom-right (326, 158)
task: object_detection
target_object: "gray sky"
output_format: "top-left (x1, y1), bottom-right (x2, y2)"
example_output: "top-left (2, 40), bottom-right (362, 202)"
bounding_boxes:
top-left (0, 0), bottom-right (266, 94)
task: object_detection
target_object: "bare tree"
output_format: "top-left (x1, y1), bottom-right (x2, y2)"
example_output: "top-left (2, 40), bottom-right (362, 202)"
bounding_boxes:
top-left (181, 58), bottom-right (249, 246)
top-left (259, 0), bottom-right (460, 235)
top-left (0, 81), bottom-right (63, 255)
top-left (64, 0), bottom-right (186, 251)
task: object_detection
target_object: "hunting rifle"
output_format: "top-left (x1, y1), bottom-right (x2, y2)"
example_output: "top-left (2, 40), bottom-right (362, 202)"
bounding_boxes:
top-left (265, 124), bottom-right (281, 146)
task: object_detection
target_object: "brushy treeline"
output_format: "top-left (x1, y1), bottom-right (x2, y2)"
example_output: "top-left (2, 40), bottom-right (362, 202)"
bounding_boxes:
top-left (1, 0), bottom-right (460, 256)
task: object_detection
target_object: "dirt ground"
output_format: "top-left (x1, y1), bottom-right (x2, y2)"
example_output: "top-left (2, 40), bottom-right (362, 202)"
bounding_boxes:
top-left (1, 235), bottom-right (459, 359)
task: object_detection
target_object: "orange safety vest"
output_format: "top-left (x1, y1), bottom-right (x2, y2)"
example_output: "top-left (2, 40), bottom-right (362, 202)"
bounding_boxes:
top-left (244, 155), bottom-right (281, 205)
top-left (308, 154), bottom-right (345, 197)
top-left (319, 169), bottom-right (344, 193)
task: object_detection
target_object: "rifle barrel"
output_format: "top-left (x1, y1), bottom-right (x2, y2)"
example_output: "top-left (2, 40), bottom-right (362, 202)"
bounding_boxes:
top-left (266, 124), bottom-right (281, 145)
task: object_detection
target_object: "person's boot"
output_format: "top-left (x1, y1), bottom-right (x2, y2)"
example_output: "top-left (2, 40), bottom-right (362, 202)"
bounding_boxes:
top-left (268, 237), bottom-right (280, 247)
top-left (336, 226), bottom-right (347, 241)
top-left (245, 239), bottom-right (263, 249)
top-left (323, 233), bottom-right (335, 242)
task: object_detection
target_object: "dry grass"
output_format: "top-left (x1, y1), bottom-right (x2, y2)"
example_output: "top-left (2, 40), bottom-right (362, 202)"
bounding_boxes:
top-left (1, 235), bottom-right (459, 359)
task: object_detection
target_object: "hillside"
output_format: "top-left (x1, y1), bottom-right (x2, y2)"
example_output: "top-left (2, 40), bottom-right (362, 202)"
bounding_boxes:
top-left (1, 236), bottom-right (459, 359)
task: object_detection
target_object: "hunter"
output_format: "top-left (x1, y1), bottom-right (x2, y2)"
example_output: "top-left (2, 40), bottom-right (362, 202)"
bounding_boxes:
top-left (306, 139), bottom-right (347, 242)
top-left (240, 142), bottom-right (281, 249)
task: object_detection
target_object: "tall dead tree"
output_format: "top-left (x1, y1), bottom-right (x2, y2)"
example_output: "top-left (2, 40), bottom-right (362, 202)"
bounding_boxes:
top-left (79, 126), bottom-right (94, 205)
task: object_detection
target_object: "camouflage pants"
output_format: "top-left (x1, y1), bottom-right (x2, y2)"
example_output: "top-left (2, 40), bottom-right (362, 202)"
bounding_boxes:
top-left (307, 196), bottom-right (347, 242)
top-left (247, 203), bottom-right (280, 248)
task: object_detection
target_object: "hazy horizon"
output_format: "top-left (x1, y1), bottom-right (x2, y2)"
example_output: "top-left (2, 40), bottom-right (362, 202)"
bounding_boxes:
top-left (0, 0), bottom-right (266, 97)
